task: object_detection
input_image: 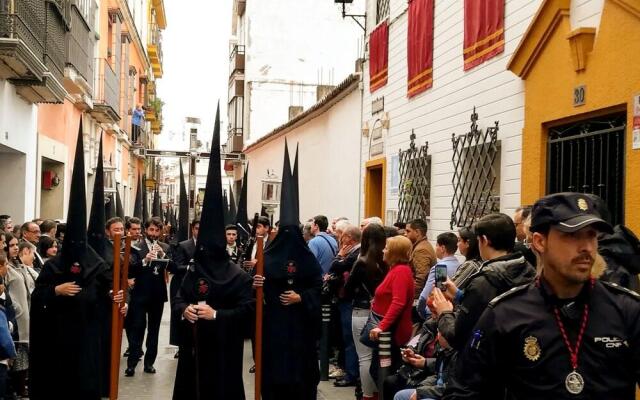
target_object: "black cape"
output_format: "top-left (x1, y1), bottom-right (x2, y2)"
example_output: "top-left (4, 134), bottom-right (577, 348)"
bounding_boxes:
top-left (29, 248), bottom-right (111, 400)
top-left (172, 255), bottom-right (254, 400)
top-left (261, 225), bottom-right (323, 400)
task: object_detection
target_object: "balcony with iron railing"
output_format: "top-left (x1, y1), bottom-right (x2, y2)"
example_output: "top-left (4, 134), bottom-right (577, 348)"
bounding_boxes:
top-left (227, 96), bottom-right (244, 152)
top-left (147, 22), bottom-right (163, 77)
top-left (64, 1), bottom-right (94, 95)
top-left (229, 44), bottom-right (244, 78)
top-left (91, 58), bottom-right (121, 123)
top-left (0, 0), bottom-right (66, 103)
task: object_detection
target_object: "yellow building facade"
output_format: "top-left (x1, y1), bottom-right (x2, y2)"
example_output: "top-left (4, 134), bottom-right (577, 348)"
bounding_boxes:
top-left (509, 0), bottom-right (640, 232)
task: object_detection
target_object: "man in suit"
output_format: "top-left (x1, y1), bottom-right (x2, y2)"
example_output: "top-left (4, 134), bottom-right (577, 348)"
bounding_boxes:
top-left (20, 221), bottom-right (44, 271)
top-left (225, 224), bottom-right (240, 264)
top-left (125, 217), bottom-right (174, 376)
top-left (168, 219), bottom-right (199, 354)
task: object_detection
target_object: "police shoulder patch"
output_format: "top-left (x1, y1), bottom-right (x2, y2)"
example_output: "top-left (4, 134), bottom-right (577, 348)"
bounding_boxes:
top-left (489, 284), bottom-right (530, 308)
top-left (601, 281), bottom-right (640, 301)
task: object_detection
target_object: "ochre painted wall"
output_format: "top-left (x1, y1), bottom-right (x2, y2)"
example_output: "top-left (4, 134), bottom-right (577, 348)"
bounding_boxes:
top-left (38, 101), bottom-right (81, 148)
top-left (516, 0), bottom-right (640, 232)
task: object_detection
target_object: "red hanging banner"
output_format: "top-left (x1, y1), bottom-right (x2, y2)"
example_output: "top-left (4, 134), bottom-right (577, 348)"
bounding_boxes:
top-left (463, 0), bottom-right (505, 71)
top-left (369, 21), bottom-right (389, 93)
top-left (407, 0), bottom-right (434, 98)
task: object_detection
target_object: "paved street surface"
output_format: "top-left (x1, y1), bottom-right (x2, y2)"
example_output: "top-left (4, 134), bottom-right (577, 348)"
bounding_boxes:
top-left (118, 305), bottom-right (355, 400)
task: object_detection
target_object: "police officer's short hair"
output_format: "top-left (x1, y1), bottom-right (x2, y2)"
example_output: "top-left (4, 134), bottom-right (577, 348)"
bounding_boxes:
top-left (473, 213), bottom-right (516, 253)
top-left (437, 232), bottom-right (458, 254)
top-left (225, 224), bottom-right (237, 232)
top-left (145, 217), bottom-right (164, 230)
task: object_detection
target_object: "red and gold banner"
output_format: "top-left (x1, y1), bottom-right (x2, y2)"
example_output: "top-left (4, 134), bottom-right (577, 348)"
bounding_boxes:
top-left (369, 21), bottom-right (389, 93)
top-left (407, 0), bottom-right (434, 98)
top-left (463, 0), bottom-right (505, 71)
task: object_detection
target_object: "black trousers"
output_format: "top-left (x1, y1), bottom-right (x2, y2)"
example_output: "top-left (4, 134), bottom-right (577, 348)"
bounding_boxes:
top-left (127, 299), bottom-right (164, 369)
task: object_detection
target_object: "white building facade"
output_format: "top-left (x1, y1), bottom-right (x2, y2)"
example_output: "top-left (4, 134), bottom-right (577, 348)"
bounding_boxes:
top-left (360, 0), bottom-right (607, 239)
top-left (243, 75), bottom-right (362, 224)
top-left (226, 0), bottom-right (365, 189)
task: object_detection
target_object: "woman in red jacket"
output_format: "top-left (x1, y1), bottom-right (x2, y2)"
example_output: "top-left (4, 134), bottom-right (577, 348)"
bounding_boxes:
top-left (369, 235), bottom-right (415, 375)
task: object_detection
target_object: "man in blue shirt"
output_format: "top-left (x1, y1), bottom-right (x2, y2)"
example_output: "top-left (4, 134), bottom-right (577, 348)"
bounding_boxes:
top-left (308, 215), bottom-right (337, 274)
top-left (417, 232), bottom-right (460, 319)
top-left (131, 104), bottom-right (145, 144)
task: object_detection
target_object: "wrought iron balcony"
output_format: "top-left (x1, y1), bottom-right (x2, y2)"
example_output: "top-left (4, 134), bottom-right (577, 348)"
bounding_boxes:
top-left (229, 44), bottom-right (244, 77)
top-left (0, 0), bottom-right (66, 103)
top-left (228, 95), bottom-right (243, 136)
top-left (64, 0), bottom-right (94, 96)
top-left (91, 58), bottom-right (121, 123)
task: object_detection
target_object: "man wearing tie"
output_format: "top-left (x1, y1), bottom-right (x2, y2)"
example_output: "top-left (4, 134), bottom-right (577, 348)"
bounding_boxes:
top-left (125, 217), bottom-right (174, 376)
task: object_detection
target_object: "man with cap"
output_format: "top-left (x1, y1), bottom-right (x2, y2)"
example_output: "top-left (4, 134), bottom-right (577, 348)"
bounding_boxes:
top-left (253, 140), bottom-right (323, 400)
top-left (443, 192), bottom-right (640, 399)
top-left (172, 105), bottom-right (254, 399)
top-left (29, 121), bottom-right (125, 399)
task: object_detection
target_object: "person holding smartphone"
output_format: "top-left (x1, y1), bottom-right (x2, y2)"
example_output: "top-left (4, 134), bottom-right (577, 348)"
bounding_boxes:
top-left (416, 233), bottom-right (460, 320)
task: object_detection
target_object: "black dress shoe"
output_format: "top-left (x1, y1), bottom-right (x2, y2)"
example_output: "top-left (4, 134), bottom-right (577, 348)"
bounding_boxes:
top-left (125, 367), bottom-right (135, 377)
top-left (333, 378), bottom-right (357, 387)
top-left (144, 365), bottom-right (156, 374)
top-left (174, 350), bottom-right (180, 359)
top-left (249, 365), bottom-right (256, 373)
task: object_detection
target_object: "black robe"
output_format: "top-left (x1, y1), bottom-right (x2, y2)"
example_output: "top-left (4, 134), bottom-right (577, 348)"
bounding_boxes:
top-left (261, 226), bottom-right (323, 400)
top-left (29, 248), bottom-right (111, 400)
top-left (172, 260), bottom-right (254, 400)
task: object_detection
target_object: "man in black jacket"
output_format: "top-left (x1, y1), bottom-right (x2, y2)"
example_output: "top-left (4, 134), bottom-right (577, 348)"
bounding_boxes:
top-left (432, 213), bottom-right (536, 351)
top-left (168, 219), bottom-right (199, 351)
top-left (444, 192), bottom-right (640, 399)
top-left (125, 217), bottom-right (175, 376)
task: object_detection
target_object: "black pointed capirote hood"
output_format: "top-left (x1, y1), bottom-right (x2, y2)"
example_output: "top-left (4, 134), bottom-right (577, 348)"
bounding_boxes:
top-left (59, 118), bottom-right (104, 282)
top-left (152, 185), bottom-right (161, 218)
top-left (177, 162), bottom-right (189, 242)
top-left (116, 183), bottom-right (124, 219)
top-left (133, 174), bottom-right (143, 220)
top-left (87, 134), bottom-right (106, 258)
top-left (229, 185), bottom-right (237, 222)
top-left (279, 139), bottom-right (298, 227)
top-left (142, 174), bottom-right (149, 223)
top-left (195, 103), bottom-right (228, 261)
top-left (292, 143), bottom-right (300, 223)
top-left (223, 190), bottom-right (231, 226)
top-left (236, 164), bottom-right (249, 237)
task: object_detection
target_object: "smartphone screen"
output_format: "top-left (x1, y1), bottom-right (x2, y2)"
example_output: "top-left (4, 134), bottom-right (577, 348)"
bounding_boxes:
top-left (435, 264), bottom-right (447, 288)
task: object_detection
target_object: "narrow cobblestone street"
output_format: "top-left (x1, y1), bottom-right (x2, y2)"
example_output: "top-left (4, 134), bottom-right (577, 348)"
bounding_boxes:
top-left (117, 304), bottom-right (355, 399)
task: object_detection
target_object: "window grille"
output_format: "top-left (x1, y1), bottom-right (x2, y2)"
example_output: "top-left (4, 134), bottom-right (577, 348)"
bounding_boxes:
top-left (397, 131), bottom-right (431, 222)
top-left (451, 109), bottom-right (501, 229)
top-left (376, 0), bottom-right (390, 23)
top-left (547, 113), bottom-right (625, 226)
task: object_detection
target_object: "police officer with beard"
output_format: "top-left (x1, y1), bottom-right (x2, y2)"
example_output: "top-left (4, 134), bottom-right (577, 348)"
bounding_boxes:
top-left (444, 193), bottom-right (640, 400)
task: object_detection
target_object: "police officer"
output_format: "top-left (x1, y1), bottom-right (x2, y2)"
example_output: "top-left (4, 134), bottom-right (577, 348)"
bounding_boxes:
top-left (444, 192), bottom-right (640, 399)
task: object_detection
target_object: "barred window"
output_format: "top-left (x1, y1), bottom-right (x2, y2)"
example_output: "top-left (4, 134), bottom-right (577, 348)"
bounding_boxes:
top-left (451, 109), bottom-right (501, 229)
top-left (376, 0), bottom-right (390, 23)
top-left (397, 132), bottom-right (431, 222)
